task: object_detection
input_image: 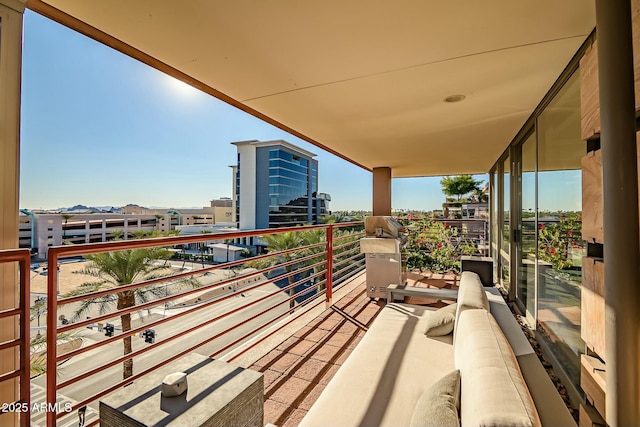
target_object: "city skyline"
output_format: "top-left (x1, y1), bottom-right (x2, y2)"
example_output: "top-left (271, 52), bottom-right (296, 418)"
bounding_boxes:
top-left (20, 11), bottom-right (482, 213)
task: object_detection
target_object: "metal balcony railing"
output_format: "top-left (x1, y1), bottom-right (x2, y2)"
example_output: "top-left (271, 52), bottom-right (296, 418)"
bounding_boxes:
top-left (37, 222), bottom-right (363, 426)
top-left (0, 248), bottom-right (31, 427)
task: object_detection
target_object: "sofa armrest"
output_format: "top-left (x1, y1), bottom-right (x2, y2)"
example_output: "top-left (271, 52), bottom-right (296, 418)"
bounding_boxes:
top-left (387, 284), bottom-right (458, 302)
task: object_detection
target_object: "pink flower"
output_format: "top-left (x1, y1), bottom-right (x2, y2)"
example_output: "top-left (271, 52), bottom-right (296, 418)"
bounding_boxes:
top-left (538, 224), bottom-right (545, 230)
top-left (436, 243), bottom-right (442, 249)
top-left (567, 231), bottom-right (573, 237)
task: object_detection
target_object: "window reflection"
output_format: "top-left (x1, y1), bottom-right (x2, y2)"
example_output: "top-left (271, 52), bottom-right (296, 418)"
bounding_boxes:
top-left (518, 133), bottom-right (537, 322)
top-left (536, 71), bottom-right (585, 387)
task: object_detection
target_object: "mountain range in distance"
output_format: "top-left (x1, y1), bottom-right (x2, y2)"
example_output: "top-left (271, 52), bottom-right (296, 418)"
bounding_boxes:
top-left (56, 204), bottom-right (204, 213)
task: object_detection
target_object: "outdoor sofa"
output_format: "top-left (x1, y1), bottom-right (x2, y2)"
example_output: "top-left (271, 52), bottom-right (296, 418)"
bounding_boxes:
top-left (298, 271), bottom-right (575, 427)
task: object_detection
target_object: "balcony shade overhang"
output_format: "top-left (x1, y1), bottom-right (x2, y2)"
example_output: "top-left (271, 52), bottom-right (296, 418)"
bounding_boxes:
top-left (28, 0), bottom-right (595, 176)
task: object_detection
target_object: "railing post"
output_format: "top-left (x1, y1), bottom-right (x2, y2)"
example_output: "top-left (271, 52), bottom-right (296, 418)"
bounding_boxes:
top-left (46, 251), bottom-right (58, 427)
top-left (19, 251), bottom-right (31, 427)
top-left (325, 225), bottom-right (333, 308)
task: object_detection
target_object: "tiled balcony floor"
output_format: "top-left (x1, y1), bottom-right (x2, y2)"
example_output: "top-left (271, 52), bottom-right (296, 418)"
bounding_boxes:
top-left (251, 271), bottom-right (459, 427)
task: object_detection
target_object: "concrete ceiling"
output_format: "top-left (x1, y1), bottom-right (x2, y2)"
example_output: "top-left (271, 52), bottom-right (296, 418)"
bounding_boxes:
top-left (29, 0), bottom-right (595, 177)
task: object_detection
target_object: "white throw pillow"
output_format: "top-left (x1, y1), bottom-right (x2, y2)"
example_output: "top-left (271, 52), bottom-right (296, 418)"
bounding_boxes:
top-left (424, 303), bottom-right (457, 337)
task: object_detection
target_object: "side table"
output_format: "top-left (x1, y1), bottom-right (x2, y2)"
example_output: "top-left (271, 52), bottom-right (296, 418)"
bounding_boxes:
top-left (100, 353), bottom-right (263, 427)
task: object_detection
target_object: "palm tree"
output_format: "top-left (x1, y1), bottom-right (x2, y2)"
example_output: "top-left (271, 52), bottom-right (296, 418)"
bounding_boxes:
top-left (110, 229), bottom-right (124, 241)
top-left (246, 232), bottom-right (303, 309)
top-left (199, 230), bottom-right (214, 267)
top-left (440, 175), bottom-right (483, 202)
top-left (29, 330), bottom-right (76, 376)
top-left (65, 233), bottom-right (194, 379)
top-left (299, 228), bottom-right (327, 296)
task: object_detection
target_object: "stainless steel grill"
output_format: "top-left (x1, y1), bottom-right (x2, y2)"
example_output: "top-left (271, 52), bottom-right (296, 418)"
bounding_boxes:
top-left (360, 216), bottom-right (407, 299)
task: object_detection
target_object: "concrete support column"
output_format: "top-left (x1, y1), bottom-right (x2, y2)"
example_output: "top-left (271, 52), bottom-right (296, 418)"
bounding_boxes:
top-left (596, 1), bottom-right (640, 425)
top-left (0, 1), bottom-right (24, 425)
top-left (372, 167), bottom-right (391, 216)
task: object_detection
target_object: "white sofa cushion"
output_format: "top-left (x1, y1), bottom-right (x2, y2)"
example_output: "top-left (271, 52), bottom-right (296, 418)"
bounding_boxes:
top-left (456, 272), bottom-right (489, 312)
top-left (454, 271), bottom-right (489, 344)
top-left (299, 303), bottom-right (455, 427)
top-left (454, 309), bottom-right (541, 427)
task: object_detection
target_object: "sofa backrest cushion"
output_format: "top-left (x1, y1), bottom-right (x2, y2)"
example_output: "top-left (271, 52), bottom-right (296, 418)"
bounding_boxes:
top-left (454, 309), bottom-right (541, 427)
top-left (454, 271), bottom-right (489, 343)
top-left (456, 272), bottom-right (489, 314)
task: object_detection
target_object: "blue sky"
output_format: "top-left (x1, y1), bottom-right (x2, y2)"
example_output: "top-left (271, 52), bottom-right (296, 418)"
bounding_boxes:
top-left (20, 11), bottom-right (484, 212)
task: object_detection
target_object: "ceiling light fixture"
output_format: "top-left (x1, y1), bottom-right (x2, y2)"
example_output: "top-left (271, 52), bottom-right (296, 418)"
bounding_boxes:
top-left (444, 94), bottom-right (466, 103)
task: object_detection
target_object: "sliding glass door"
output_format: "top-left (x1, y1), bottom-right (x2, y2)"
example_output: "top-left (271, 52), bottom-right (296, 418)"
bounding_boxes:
top-left (515, 132), bottom-right (537, 323)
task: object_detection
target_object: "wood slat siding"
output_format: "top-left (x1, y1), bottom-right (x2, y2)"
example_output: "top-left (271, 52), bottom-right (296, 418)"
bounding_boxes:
top-left (581, 149), bottom-right (604, 244)
top-left (581, 258), bottom-right (605, 359)
top-left (580, 41), bottom-right (600, 141)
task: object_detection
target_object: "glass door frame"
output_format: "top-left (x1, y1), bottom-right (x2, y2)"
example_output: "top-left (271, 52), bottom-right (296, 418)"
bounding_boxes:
top-left (513, 130), bottom-right (538, 325)
top-left (492, 150), bottom-right (512, 297)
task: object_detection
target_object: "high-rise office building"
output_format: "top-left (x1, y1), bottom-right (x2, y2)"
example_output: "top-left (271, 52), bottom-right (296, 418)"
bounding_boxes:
top-left (232, 140), bottom-right (330, 230)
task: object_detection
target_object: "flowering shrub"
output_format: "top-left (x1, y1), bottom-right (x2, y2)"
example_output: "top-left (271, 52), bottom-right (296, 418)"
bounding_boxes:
top-left (537, 215), bottom-right (583, 270)
top-left (402, 218), bottom-right (477, 273)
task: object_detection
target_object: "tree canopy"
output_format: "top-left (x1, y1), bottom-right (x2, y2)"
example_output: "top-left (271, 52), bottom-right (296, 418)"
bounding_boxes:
top-left (440, 175), bottom-right (484, 201)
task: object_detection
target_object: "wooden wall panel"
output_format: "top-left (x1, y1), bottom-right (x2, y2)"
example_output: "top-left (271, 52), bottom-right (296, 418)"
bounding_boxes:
top-left (633, 0), bottom-right (640, 110)
top-left (582, 0), bottom-right (640, 140)
top-left (581, 355), bottom-right (606, 419)
top-left (581, 257), bottom-right (606, 360)
top-left (580, 42), bottom-right (600, 141)
top-left (582, 150), bottom-right (604, 244)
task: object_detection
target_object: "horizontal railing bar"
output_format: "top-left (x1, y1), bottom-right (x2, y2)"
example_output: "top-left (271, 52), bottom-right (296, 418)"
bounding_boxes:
top-left (337, 242), bottom-right (361, 252)
top-left (58, 275), bottom-right (308, 387)
top-left (58, 268), bottom-right (278, 359)
top-left (47, 224), bottom-right (331, 259)
top-left (334, 267), bottom-right (365, 286)
top-left (335, 268), bottom-right (365, 286)
top-left (58, 272), bottom-right (362, 420)
top-left (330, 221), bottom-right (363, 229)
top-left (211, 285), bottom-right (321, 358)
top-left (223, 254), bottom-right (369, 363)
top-left (334, 264), bottom-right (365, 281)
top-left (57, 282), bottom-right (320, 411)
top-left (57, 240), bottom-right (322, 307)
top-left (333, 232), bottom-right (364, 243)
top-left (0, 248), bottom-right (31, 263)
top-left (48, 224), bottom-right (366, 420)
top-left (333, 266), bottom-right (365, 290)
top-left (334, 259), bottom-right (365, 276)
top-left (0, 338), bottom-right (23, 352)
top-left (332, 245), bottom-right (361, 258)
top-left (0, 369), bottom-right (21, 383)
top-left (0, 308), bottom-right (22, 319)
top-left (56, 257), bottom-right (302, 334)
top-left (56, 263), bottom-right (306, 361)
top-left (333, 251), bottom-right (364, 268)
top-left (227, 287), bottom-right (328, 362)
